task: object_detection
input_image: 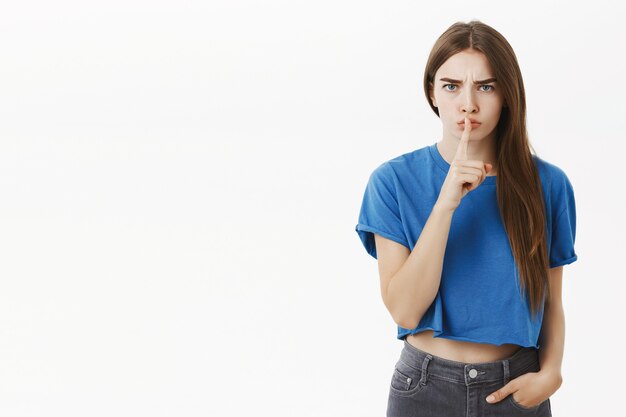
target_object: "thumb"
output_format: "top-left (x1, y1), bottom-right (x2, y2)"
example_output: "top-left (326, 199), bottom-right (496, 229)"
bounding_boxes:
top-left (486, 384), bottom-right (511, 404)
top-left (485, 163), bottom-right (493, 173)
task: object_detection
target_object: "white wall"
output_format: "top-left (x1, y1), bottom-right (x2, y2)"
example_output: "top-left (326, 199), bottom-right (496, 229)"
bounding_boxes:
top-left (0, 0), bottom-right (620, 416)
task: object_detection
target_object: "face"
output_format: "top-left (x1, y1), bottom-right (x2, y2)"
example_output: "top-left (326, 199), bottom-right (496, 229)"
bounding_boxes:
top-left (429, 48), bottom-right (505, 143)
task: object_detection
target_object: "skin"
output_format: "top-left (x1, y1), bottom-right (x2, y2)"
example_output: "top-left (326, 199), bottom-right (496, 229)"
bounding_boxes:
top-left (428, 48), bottom-right (504, 175)
top-left (376, 48), bottom-right (564, 408)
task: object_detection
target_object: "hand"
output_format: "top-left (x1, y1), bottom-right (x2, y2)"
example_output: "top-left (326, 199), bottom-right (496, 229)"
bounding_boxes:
top-left (485, 371), bottom-right (563, 408)
top-left (434, 117), bottom-right (493, 212)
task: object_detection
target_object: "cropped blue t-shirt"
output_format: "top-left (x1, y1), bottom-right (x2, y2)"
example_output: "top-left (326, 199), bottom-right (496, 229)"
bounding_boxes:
top-left (355, 143), bottom-right (578, 349)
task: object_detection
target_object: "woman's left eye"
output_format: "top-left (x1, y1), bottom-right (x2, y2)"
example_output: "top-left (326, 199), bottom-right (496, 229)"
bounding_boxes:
top-left (480, 85), bottom-right (494, 92)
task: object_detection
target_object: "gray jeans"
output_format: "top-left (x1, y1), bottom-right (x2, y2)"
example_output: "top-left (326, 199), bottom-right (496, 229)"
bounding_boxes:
top-left (387, 338), bottom-right (552, 417)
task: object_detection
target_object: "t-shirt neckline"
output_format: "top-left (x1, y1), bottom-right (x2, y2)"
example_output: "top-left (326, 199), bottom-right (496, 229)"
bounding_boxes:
top-left (428, 143), bottom-right (497, 185)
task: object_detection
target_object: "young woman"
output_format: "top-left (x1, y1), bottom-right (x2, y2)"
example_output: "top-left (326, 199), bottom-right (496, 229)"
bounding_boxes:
top-left (355, 20), bottom-right (577, 417)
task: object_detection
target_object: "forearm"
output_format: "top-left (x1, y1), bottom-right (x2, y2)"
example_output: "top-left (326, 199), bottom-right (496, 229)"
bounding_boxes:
top-left (386, 203), bottom-right (454, 329)
top-left (538, 301), bottom-right (565, 381)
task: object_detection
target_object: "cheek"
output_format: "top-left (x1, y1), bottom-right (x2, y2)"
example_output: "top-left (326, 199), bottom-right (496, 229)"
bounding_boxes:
top-left (481, 99), bottom-right (504, 116)
top-left (490, 93), bottom-right (506, 110)
top-left (434, 98), bottom-right (453, 112)
top-left (489, 100), bottom-right (505, 116)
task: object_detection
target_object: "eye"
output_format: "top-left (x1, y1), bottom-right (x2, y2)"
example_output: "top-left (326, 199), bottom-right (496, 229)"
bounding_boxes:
top-left (442, 83), bottom-right (457, 91)
top-left (480, 85), bottom-right (495, 92)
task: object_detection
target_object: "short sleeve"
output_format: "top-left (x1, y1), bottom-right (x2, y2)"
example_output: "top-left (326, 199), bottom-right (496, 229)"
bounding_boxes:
top-left (549, 172), bottom-right (578, 268)
top-left (355, 163), bottom-right (409, 259)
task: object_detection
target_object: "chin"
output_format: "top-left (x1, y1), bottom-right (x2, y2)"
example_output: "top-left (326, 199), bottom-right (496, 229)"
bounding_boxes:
top-left (455, 131), bottom-right (483, 140)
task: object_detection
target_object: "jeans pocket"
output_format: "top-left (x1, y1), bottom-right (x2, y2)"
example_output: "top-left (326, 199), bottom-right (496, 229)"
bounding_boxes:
top-left (389, 360), bottom-right (427, 397)
top-left (507, 393), bottom-right (543, 412)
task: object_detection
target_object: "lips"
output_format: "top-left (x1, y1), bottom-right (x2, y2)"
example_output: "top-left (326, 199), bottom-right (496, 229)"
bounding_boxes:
top-left (458, 118), bottom-right (480, 124)
top-left (458, 121), bottom-right (481, 128)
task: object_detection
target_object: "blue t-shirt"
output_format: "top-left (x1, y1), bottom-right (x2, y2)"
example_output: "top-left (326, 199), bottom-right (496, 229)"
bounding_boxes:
top-left (355, 143), bottom-right (578, 348)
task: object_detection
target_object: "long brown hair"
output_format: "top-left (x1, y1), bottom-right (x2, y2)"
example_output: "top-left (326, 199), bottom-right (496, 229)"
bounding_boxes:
top-left (423, 20), bottom-right (549, 318)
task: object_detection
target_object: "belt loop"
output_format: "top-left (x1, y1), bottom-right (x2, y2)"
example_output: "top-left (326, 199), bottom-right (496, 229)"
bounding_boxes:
top-left (502, 359), bottom-right (510, 385)
top-left (420, 354), bottom-right (433, 385)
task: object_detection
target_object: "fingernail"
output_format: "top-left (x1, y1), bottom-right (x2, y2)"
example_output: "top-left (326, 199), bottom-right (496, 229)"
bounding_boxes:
top-left (486, 395), bottom-right (495, 403)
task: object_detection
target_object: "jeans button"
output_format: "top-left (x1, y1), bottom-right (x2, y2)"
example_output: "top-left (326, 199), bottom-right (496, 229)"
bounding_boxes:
top-left (468, 368), bottom-right (478, 378)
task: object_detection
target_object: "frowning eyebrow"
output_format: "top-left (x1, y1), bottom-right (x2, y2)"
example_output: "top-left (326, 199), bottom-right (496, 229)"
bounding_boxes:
top-left (439, 77), bottom-right (497, 84)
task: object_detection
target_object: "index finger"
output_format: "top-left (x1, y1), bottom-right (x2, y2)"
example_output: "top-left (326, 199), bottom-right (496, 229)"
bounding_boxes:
top-left (453, 117), bottom-right (471, 161)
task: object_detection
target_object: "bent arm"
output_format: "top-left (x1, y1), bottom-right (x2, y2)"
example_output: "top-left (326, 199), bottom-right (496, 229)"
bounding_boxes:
top-left (375, 204), bottom-right (455, 329)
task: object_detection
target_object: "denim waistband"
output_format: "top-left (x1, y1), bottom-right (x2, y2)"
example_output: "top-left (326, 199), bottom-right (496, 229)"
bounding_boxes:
top-left (399, 338), bottom-right (540, 386)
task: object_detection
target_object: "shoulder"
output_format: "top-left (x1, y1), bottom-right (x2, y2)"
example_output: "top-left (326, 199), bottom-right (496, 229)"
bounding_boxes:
top-left (369, 144), bottom-right (432, 182)
top-left (532, 154), bottom-right (575, 196)
top-left (532, 154), bottom-right (576, 221)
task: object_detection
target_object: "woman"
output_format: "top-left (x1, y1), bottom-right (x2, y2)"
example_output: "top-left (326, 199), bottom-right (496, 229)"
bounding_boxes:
top-left (355, 20), bottom-right (577, 417)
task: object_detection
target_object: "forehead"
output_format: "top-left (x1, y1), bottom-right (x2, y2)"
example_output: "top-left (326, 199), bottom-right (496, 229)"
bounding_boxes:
top-left (434, 49), bottom-right (495, 81)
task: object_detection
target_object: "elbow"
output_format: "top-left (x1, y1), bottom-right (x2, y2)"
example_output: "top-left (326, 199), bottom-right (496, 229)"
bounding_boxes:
top-left (395, 306), bottom-right (426, 330)
top-left (397, 319), bottom-right (418, 330)
top-left (387, 303), bottom-right (421, 330)
top-left (394, 314), bottom-right (419, 330)
top-left (386, 303), bottom-right (415, 329)
top-left (385, 297), bottom-right (421, 330)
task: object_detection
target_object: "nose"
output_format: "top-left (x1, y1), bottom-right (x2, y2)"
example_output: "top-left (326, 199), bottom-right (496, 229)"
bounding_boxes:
top-left (461, 89), bottom-right (478, 114)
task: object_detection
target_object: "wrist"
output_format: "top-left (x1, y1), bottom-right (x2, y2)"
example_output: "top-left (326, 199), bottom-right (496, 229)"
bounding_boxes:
top-left (433, 201), bottom-right (457, 214)
top-left (539, 368), bottom-right (563, 386)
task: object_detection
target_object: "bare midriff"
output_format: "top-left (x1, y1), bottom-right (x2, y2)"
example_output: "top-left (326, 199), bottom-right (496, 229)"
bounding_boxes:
top-left (406, 330), bottom-right (524, 363)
